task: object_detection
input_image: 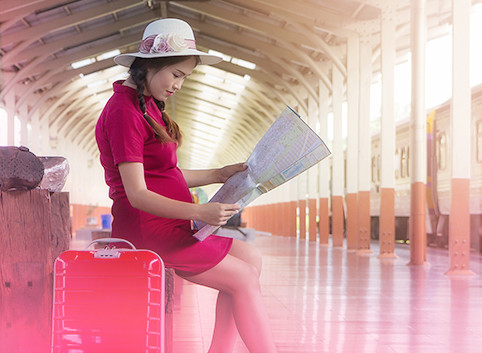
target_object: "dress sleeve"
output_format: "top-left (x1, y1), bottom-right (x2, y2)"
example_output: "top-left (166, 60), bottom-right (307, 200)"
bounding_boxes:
top-left (104, 103), bottom-right (150, 165)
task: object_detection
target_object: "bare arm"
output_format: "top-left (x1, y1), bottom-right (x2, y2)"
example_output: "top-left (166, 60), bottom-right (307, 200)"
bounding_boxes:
top-left (181, 162), bottom-right (247, 188)
top-left (118, 162), bottom-right (240, 226)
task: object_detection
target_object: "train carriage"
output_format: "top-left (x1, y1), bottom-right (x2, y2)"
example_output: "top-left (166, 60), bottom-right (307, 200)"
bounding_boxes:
top-left (370, 84), bottom-right (482, 251)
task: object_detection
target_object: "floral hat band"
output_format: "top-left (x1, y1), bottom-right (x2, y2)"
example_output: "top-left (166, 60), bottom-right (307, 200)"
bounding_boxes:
top-left (139, 33), bottom-right (197, 54)
top-left (114, 18), bottom-right (222, 67)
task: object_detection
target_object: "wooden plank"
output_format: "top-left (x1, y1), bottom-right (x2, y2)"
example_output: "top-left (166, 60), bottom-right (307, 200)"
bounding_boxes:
top-left (0, 189), bottom-right (70, 353)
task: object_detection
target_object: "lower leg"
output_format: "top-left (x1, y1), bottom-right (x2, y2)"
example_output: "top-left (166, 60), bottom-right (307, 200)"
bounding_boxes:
top-left (183, 250), bottom-right (277, 353)
top-left (208, 292), bottom-right (237, 353)
top-left (230, 284), bottom-right (276, 353)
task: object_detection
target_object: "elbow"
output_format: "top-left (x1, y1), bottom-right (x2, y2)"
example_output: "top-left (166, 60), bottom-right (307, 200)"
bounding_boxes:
top-left (125, 190), bottom-right (144, 210)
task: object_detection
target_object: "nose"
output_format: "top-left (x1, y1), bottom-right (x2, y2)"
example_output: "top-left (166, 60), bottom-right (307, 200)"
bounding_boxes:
top-left (173, 79), bottom-right (183, 91)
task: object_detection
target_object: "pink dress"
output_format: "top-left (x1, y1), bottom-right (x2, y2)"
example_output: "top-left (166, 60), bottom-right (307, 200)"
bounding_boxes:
top-left (95, 81), bottom-right (233, 277)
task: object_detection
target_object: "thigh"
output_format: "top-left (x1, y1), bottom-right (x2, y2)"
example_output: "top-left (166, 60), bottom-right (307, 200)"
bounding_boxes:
top-left (228, 239), bottom-right (262, 275)
top-left (181, 253), bottom-right (260, 295)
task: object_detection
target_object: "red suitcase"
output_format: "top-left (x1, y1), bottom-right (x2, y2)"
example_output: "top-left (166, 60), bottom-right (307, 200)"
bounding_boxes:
top-left (51, 238), bottom-right (165, 353)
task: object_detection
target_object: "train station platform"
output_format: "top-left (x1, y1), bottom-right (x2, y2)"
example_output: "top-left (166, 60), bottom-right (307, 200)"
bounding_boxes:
top-left (172, 234), bottom-right (482, 353)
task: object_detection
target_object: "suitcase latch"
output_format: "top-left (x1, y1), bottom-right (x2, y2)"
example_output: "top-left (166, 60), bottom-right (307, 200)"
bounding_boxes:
top-left (94, 248), bottom-right (121, 259)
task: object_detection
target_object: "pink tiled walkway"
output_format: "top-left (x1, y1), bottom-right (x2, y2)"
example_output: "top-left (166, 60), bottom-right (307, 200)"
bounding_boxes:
top-left (172, 235), bottom-right (482, 353)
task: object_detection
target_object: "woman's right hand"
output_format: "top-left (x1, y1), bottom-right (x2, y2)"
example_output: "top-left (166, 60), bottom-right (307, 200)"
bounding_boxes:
top-left (196, 202), bottom-right (241, 226)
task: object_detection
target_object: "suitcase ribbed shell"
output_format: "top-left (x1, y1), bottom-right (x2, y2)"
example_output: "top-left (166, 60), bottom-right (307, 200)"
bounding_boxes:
top-left (52, 248), bottom-right (165, 353)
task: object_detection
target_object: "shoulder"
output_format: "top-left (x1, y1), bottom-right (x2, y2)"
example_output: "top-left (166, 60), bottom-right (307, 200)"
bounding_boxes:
top-left (97, 94), bottom-right (152, 143)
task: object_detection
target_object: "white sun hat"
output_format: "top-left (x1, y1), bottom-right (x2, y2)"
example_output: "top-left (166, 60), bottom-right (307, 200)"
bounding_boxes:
top-left (114, 18), bottom-right (222, 67)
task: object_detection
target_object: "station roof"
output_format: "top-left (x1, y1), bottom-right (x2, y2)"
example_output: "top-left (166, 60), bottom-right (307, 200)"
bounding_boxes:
top-left (0, 0), bottom-right (467, 168)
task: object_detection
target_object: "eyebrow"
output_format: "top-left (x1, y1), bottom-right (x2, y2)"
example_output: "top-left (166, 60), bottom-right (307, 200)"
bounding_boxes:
top-left (175, 68), bottom-right (189, 77)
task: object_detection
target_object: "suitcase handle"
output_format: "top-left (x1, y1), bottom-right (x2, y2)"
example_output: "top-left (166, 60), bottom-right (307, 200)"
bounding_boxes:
top-left (85, 237), bottom-right (137, 250)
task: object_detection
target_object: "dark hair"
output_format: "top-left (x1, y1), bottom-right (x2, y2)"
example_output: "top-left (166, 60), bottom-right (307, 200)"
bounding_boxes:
top-left (129, 56), bottom-right (199, 144)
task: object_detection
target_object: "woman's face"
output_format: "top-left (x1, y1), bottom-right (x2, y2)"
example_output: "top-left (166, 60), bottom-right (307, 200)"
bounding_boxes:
top-left (145, 56), bottom-right (197, 102)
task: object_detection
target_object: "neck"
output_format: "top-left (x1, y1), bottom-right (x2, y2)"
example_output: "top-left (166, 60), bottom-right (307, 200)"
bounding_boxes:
top-left (123, 77), bottom-right (137, 90)
top-left (123, 76), bottom-right (151, 96)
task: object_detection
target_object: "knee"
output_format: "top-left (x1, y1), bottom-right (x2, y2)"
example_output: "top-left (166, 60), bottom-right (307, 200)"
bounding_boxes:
top-left (245, 244), bottom-right (263, 276)
top-left (232, 262), bottom-right (262, 295)
top-left (252, 247), bottom-right (262, 276)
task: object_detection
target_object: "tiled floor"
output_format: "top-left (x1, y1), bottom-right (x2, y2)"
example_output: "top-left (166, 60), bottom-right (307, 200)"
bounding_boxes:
top-left (172, 235), bottom-right (482, 353)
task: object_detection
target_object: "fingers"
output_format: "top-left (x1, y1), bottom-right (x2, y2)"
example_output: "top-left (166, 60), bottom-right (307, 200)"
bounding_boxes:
top-left (219, 163), bottom-right (248, 183)
top-left (222, 202), bottom-right (241, 212)
top-left (198, 202), bottom-right (241, 226)
top-left (216, 203), bottom-right (240, 225)
top-left (218, 203), bottom-right (240, 225)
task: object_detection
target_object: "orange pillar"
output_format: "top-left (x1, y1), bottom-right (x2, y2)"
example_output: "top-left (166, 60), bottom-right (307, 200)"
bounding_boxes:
top-left (447, 179), bottom-right (472, 274)
top-left (264, 204), bottom-right (271, 234)
top-left (379, 188), bottom-right (397, 258)
top-left (318, 198), bottom-right (330, 245)
top-left (289, 201), bottom-right (297, 237)
top-left (243, 207), bottom-right (250, 228)
top-left (409, 182), bottom-right (427, 265)
top-left (308, 198), bottom-right (317, 242)
top-left (260, 205), bottom-right (267, 232)
top-left (268, 203), bottom-right (276, 234)
top-left (346, 193), bottom-right (358, 250)
top-left (332, 196), bottom-right (344, 247)
top-left (298, 200), bottom-right (307, 239)
top-left (274, 203), bottom-right (280, 235)
top-left (252, 206), bottom-right (259, 229)
top-left (282, 202), bottom-right (290, 236)
top-left (357, 191), bottom-right (371, 252)
top-left (254, 205), bottom-right (260, 231)
top-left (276, 203), bottom-right (282, 236)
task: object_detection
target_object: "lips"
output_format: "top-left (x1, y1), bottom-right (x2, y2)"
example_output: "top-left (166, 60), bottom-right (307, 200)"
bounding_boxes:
top-left (167, 91), bottom-right (173, 96)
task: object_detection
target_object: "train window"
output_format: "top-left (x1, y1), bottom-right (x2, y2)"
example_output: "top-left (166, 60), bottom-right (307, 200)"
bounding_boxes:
top-left (371, 156), bottom-right (377, 183)
top-left (395, 149), bottom-right (400, 179)
top-left (401, 147), bottom-right (407, 178)
top-left (436, 131), bottom-right (447, 170)
top-left (344, 158), bottom-right (347, 189)
top-left (477, 120), bottom-right (482, 163)
top-left (406, 146), bottom-right (410, 177)
top-left (377, 155), bottom-right (381, 182)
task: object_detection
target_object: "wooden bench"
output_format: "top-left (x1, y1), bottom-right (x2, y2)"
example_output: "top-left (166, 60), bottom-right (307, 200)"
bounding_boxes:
top-left (0, 189), bottom-right (70, 353)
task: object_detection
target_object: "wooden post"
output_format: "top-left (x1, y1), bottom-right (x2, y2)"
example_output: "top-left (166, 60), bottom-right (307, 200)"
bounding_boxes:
top-left (0, 189), bottom-right (71, 353)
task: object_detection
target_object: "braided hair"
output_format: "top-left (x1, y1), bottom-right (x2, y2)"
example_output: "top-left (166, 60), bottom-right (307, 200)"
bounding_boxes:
top-left (129, 56), bottom-right (197, 144)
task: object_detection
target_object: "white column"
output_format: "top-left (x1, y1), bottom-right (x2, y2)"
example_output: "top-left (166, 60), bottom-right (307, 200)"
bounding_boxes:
top-left (346, 35), bottom-right (360, 196)
top-left (358, 33), bottom-right (372, 252)
top-left (409, 0), bottom-right (427, 265)
top-left (346, 34), bottom-right (360, 250)
top-left (318, 82), bottom-right (330, 200)
top-left (307, 96), bottom-right (319, 200)
top-left (447, 0), bottom-right (473, 275)
top-left (18, 105), bottom-right (29, 147)
top-left (450, 0), bottom-right (471, 180)
top-left (5, 93), bottom-right (15, 146)
top-left (41, 114), bottom-right (50, 154)
top-left (379, 4), bottom-right (398, 258)
top-left (358, 35), bottom-right (372, 196)
top-left (331, 64), bottom-right (345, 247)
top-left (332, 65), bottom-right (344, 198)
top-left (381, 6), bottom-right (396, 192)
top-left (30, 110), bottom-right (41, 153)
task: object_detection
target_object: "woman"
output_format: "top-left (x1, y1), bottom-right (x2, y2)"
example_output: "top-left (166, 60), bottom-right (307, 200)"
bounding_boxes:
top-left (95, 18), bottom-right (277, 353)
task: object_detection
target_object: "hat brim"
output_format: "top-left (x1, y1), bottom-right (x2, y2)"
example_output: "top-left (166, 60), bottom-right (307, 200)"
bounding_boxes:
top-left (114, 49), bottom-right (222, 67)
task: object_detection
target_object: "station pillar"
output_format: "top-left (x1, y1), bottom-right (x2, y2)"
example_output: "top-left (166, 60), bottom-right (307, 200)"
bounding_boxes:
top-left (446, 0), bottom-right (474, 276)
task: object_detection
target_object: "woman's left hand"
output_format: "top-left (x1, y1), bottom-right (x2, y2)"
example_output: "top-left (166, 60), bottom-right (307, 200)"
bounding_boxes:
top-left (217, 162), bottom-right (247, 183)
